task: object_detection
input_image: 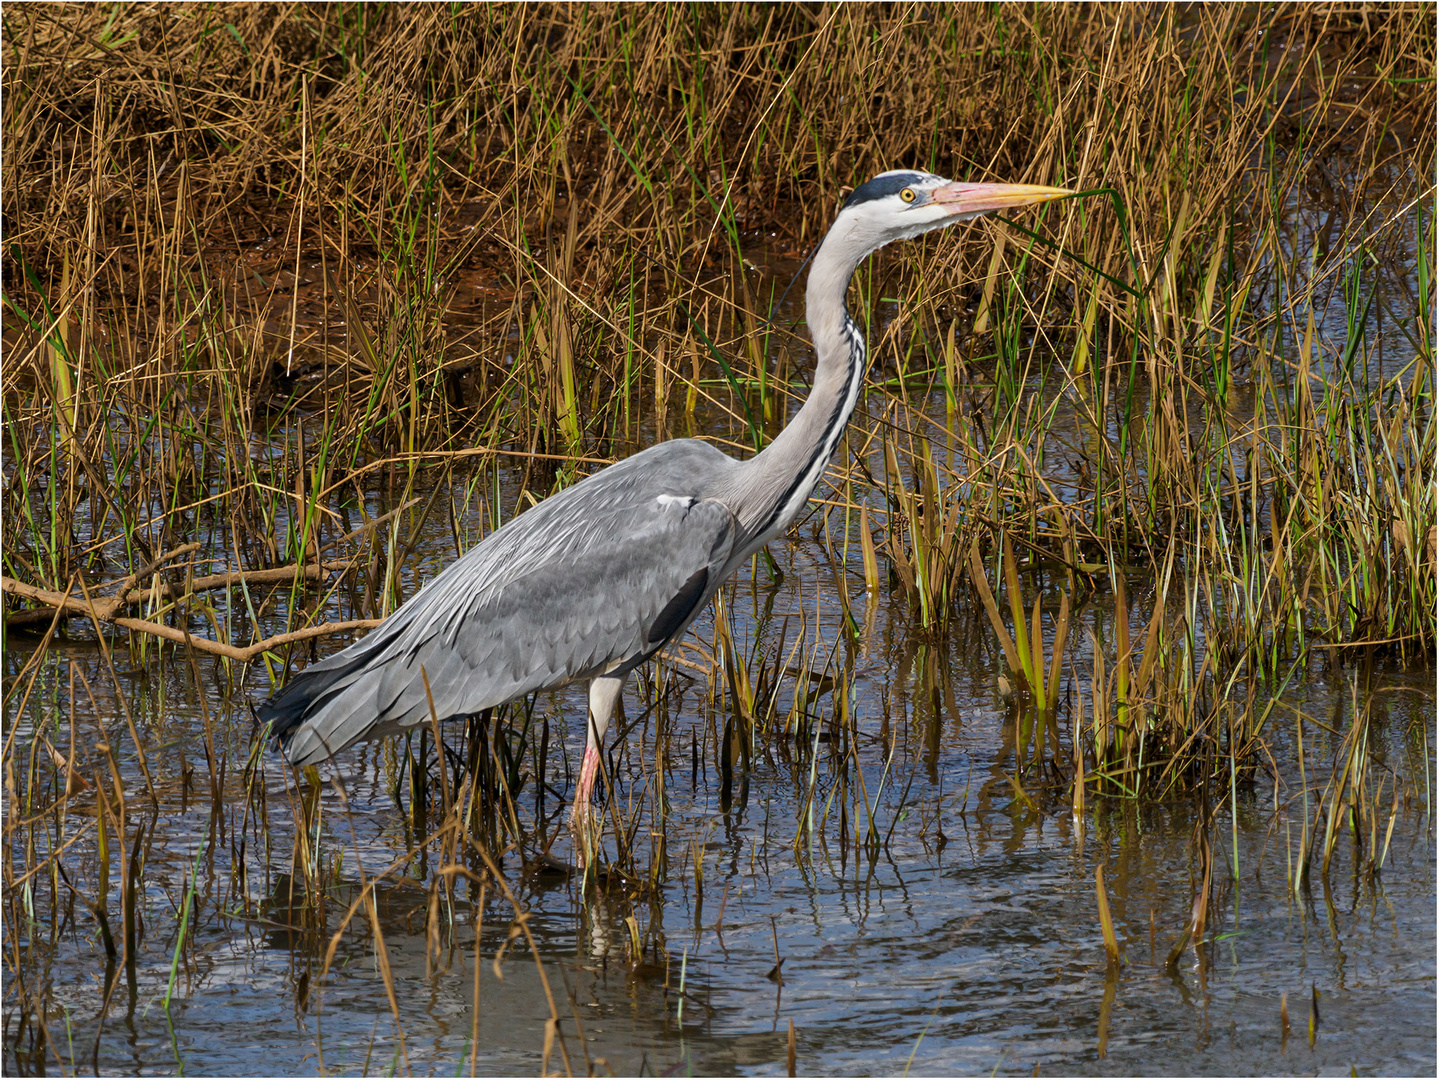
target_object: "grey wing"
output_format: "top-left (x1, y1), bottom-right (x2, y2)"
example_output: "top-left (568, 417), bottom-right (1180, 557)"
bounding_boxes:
top-left (266, 460), bottom-right (737, 765)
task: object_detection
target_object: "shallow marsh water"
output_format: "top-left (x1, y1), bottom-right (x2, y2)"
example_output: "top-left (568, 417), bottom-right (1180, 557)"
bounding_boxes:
top-left (4, 487), bottom-right (1435, 1076)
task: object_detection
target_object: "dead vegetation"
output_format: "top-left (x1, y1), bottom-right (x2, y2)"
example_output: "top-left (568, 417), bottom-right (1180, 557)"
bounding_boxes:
top-left (2, 4), bottom-right (1434, 1074)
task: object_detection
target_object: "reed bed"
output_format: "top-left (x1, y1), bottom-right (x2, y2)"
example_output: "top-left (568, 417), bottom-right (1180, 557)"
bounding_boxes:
top-left (2, 3), bottom-right (1434, 1074)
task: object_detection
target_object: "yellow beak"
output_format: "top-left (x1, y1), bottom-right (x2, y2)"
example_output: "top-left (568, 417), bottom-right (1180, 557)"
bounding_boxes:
top-left (930, 181), bottom-right (1071, 216)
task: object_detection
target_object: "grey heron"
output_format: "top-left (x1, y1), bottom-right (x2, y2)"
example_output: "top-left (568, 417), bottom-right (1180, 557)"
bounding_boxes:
top-left (260, 170), bottom-right (1068, 846)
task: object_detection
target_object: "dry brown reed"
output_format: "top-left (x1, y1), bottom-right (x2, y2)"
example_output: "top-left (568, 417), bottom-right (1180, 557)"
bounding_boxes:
top-left (5, 1), bottom-right (1430, 753)
top-left (1, 5), bottom-right (1433, 1070)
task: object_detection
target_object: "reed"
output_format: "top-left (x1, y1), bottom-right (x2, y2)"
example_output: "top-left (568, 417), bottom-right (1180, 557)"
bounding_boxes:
top-left (1, 6), bottom-right (1432, 1070)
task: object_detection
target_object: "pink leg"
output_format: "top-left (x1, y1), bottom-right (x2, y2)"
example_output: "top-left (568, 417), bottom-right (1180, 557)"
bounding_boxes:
top-left (572, 743), bottom-right (601, 829)
top-left (571, 675), bottom-right (623, 866)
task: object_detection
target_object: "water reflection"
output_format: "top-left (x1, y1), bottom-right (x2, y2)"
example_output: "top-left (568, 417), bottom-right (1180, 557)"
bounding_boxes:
top-left (5, 574), bottom-right (1435, 1076)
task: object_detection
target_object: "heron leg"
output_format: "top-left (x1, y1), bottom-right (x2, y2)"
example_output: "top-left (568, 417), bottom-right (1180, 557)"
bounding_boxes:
top-left (572, 675), bottom-right (623, 858)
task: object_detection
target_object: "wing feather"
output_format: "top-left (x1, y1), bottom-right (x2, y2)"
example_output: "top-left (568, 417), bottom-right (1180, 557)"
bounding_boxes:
top-left (262, 441), bottom-right (738, 766)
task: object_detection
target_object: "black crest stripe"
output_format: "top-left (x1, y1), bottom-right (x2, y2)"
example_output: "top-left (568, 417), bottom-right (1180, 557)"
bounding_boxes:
top-left (843, 172), bottom-right (927, 209)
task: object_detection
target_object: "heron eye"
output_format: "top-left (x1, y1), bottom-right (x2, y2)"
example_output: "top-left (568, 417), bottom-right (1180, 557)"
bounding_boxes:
top-left (900, 187), bottom-right (917, 203)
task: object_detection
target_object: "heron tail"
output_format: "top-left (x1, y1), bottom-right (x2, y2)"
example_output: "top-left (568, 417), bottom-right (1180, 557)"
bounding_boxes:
top-left (256, 646), bottom-right (386, 766)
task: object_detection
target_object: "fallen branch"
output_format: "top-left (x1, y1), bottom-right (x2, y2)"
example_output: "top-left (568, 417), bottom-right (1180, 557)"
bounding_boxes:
top-left (2, 561), bottom-right (380, 661)
top-left (4, 576), bottom-right (130, 624)
top-left (3, 543), bottom-right (203, 626)
top-left (2, 559), bottom-right (358, 627)
top-left (118, 562), bottom-right (362, 606)
top-left (111, 615), bottom-right (382, 663)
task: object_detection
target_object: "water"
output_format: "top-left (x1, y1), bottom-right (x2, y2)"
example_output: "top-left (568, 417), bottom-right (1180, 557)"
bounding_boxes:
top-left (4, 520), bottom-right (1434, 1075)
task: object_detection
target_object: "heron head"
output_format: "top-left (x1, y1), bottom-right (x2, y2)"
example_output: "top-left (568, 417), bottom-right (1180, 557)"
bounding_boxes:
top-left (836, 170), bottom-right (1070, 251)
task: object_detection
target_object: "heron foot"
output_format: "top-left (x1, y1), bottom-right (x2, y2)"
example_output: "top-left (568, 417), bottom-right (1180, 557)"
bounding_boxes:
top-left (570, 799), bottom-right (600, 869)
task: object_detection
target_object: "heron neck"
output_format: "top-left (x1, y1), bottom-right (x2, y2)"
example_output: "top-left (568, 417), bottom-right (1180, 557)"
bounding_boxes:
top-left (727, 232), bottom-right (869, 549)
